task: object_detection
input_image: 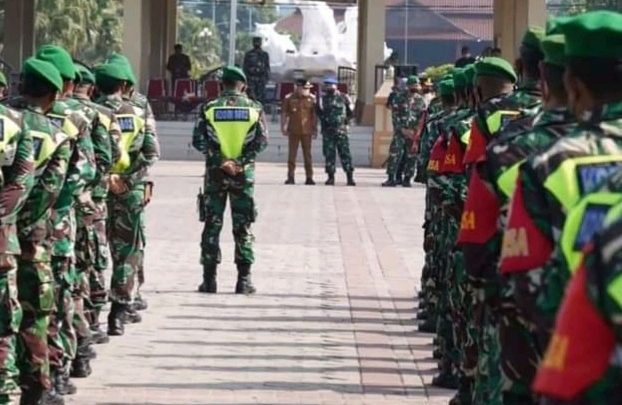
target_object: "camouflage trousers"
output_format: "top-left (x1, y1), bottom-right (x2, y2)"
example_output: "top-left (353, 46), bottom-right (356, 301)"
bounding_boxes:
top-left (16, 254), bottom-right (54, 393)
top-left (201, 181), bottom-right (256, 266)
top-left (386, 132), bottom-right (416, 179)
top-left (108, 186), bottom-right (145, 305)
top-left (0, 255), bottom-right (21, 400)
top-left (84, 199), bottom-right (109, 323)
top-left (48, 257), bottom-right (76, 369)
top-left (247, 77), bottom-right (267, 104)
top-left (322, 130), bottom-right (354, 174)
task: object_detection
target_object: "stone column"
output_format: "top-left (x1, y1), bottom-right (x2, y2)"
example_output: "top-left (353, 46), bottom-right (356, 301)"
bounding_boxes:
top-left (356, 0), bottom-right (386, 126)
top-left (4, 0), bottom-right (36, 71)
top-left (494, 0), bottom-right (546, 63)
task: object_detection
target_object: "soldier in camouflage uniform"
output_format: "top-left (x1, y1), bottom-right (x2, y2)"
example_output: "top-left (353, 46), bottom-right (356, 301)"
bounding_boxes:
top-left (192, 66), bottom-right (267, 295)
top-left (35, 45), bottom-right (97, 399)
top-left (243, 37), bottom-right (270, 104)
top-left (10, 58), bottom-right (72, 405)
top-left (382, 76), bottom-right (427, 187)
top-left (499, 10), bottom-right (622, 401)
top-left (93, 63), bottom-right (159, 337)
top-left (316, 77), bottom-right (355, 186)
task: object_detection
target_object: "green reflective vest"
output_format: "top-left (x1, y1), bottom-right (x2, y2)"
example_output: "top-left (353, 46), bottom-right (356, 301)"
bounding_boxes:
top-left (0, 115), bottom-right (22, 167)
top-left (30, 130), bottom-right (68, 171)
top-left (205, 107), bottom-right (260, 160)
top-left (46, 113), bottom-right (79, 140)
top-left (111, 113), bottom-right (145, 174)
top-left (497, 160), bottom-right (523, 199)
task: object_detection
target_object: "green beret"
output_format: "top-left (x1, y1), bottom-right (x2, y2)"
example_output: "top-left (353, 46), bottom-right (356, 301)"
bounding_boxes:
top-left (35, 45), bottom-right (76, 81)
top-left (76, 64), bottom-right (95, 84)
top-left (22, 57), bottom-right (63, 92)
top-left (452, 68), bottom-right (467, 89)
top-left (105, 53), bottom-right (137, 85)
top-left (439, 80), bottom-right (455, 97)
top-left (542, 35), bottom-right (566, 67)
top-left (463, 64), bottom-right (476, 87)
top-left (0, 72), bottom-right (6, 87)
top-left (407, 75), bottom-right (420, 85)
top-left (546, 17), bottom-right (564, 35)
top-left (558, 11), bottom-right (622, 59)
top-left (222, 66), bottom-right (246, 83)
top-left (474, 57), bottom-right (517, 84)
top-left (521, 27), bottom-right (545, 51)
top-left (94, 63), bottom-right (128, 88)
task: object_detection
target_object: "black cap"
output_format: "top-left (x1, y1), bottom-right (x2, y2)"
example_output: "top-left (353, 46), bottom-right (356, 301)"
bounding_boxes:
top-left (295, 78), bottom-right (312, 88)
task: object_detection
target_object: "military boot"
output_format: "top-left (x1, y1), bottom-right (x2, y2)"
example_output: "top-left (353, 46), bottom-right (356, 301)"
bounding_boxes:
top-left (19, 386), bottom-right (43, 405)
top-left (235, 264), bottom-right (256, 294)
top-left (418, 318), bottom-right (436, 333)
top-left (54, 366), bottom-right (76, 396)
top-left (416, 310), bottom-right (428, 320)
top-left (305, 178), bottom-right (315, 185)
top-left (40, 389), bottom-right (64, 405)
top-left (198, 264), bottom-right (217, 293)
top-left (123, 306), bottom-right (142, 324)
top-left (381, 176), bottom-right (397, 187)
top-left (89, 309), bottom-right (109, 344)
top-left (325, 173), bottom-right (335, 186)
top-left (70, 357), bottom-right (92, 378)
top-left (402, 177), bottom-right (412, 187)
top-left (107, 303), bottom-right (125, 336)
top-left (132, 293), bottom-right (148, 311)
top-left (431, 371), bottom-right (459, 389)
top-left (284, 176), bottom-right (295, 185)
top-left (346, 172), bottom-right (356, 186)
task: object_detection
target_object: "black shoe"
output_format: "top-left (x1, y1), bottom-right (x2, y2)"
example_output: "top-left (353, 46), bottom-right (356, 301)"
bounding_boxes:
top-left (418, 319), bottom-right (436, 333)
top-left (123, 307), bottom-right (142, 324)
top-left (107, 303), bottom-right (125, 336)
top-left (198, 265), bottom-right (217, 293)
top-left (433, 348), bottom-right (442, 359)
top-left (90, 327), bottom-right (110, 344)
top-left (381, 177), bottom-right (397, 187)
top-left (325, 174), bottom-right (335, 186)
top-left (54, 369), bottom-right (77, 396)
top-left (431, 372), bottom-right (459, 389)
top-left (416, 311), bottom-right (428, 320)
top-left (132, 295), bottom-right (148, 311)
top-left (346, 173), bottom-right (356, 186)
top-left (20, 387), bottom-right (43, 405)
top-left (449, 395), bottom-right (462, 405)
top-left (70, 358), bottom-right (92, 378)
top-left (402, 178), bottom-right (412, 187)
top-left (305, 178), bottom-right (315, 185)
top-left (235, 264), bottom-right (256, 294)
top-left (41, 389), bottom-right (65, 405)
top-left (284, 177), bottom-right (295, 185)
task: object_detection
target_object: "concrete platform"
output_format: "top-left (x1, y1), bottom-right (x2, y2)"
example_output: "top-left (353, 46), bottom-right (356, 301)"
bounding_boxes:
top-left (67, 162), bottom-right (453, 405)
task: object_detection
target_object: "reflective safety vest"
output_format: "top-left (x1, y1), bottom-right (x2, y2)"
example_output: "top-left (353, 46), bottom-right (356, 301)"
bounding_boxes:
top-left (205, 107), bottom-right (260, 160)
top-left (544, 155), bottom-right (622, 212)
top-left (46, 113), bottom-right (80, 140)
top-left (497, 160), bottom-right (523, 199)
top-left (97, 111), bottom-right (112, 132)
top-left (111, 114), bottom-right (145, 174)
top-left (30, 130), bottom-right (69, 172)
top-left (560, 193), bottom-right (622, 274)
top-left (0, 115), bottom-right (23, 167)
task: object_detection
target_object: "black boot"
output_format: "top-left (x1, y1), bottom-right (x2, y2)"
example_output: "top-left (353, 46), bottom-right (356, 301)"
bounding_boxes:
top-left (381, 176), bottom-right (397, 187)
top-left (107, 303), bottom-right (125, 336)
top-left (431, 371), bottom-right (459, 389)
top-left (325, 173), bottom-right (335, 186)
top-left (235, 264), bottom-right (256, 294)
top-left (418, 318), bottom-right (436, 333)
top-left (90, 326), bottom-right (110, 344)
top-left (123, 306), bottom-right (142, 324)
top-left (20, 386), bottom-right (44, 405)
top-left (40, 388), bottom-right (64, 405)
top-left (402, 177), bottom-right (412, 187)
top-left (346, 172), bottom-right (356, 186)
top-left (305, 178), bottom-right (315, 185)
top-left (132, 294), bottom-right (148, 311)
top-left (416, 310), bottom-right (428, 320)
top-left (70, 357), bottom-right (92, 378)
top-left (284, 176), bottom-right (295, 185)
top-left (54, 367), bottom-right (76, 396)
top-left (198, 264), bottom-right (217, 293)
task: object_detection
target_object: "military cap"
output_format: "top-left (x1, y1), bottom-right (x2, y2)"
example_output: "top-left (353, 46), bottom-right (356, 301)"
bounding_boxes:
top-left (0, 72), bottom-right (6, 87)
top-left (105, 53), bottom-right (137, 85)
top-left (541, 35), bottom-right (566, 67)
top-left (438, 80), bottom-right (455, 97)
top-left (558, 10), bottom-right (622, 59)
top-left (323, 76), bottom-right (338, 85)
top-left (474, 57), bottom-right (517, 84)
top-left (94, 63), bottom-right (129, 88)
top-left (463, 64), bottom-right (476, 87)
top-left (35, 45), bottom-right (76, 81)
top-left (22, 57), bottom-right (63, 92)
top-left (75, 64), bottom-right (96, 84)
top-left (406, 75), bottom-right (419, 85)
top-left (452, 68), bottom-right (467, 89)
top-left (521, 27), bottom-right (545, 51)
top-left (222, 65), bottom-right (247, 83)
top-left (295, 78), bottom-right (312, 88)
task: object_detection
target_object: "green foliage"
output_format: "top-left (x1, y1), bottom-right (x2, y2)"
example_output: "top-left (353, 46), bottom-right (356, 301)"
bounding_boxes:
top-left (423, 64), bottom-right (454, 83)
top-left (177, 8), bottom-right (222, 78)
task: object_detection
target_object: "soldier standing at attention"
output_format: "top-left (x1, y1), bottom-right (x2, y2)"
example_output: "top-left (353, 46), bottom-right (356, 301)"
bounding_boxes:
top-left (192, 66), bottom-right (267, 295)
top-left (317, 77), bottom-right (355, 186)
top-left (282, 79), bottom-right (317, 185)
top-left (243, 37), bottom-right (270, 104)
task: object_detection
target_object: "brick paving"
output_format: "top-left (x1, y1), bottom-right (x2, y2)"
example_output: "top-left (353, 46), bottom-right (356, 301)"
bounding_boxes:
top-left (67, 162), bottom-right (454, 405)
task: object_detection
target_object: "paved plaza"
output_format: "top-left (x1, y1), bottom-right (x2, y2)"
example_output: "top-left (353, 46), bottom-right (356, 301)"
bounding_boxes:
top-left (67, 161), bottom-right (454, 405)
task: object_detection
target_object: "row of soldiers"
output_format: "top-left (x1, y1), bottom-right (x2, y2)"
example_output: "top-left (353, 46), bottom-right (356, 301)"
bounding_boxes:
top-left (0, 45), bottom-right (159, 405)
top-left (415, 11), bottom-right (622, 405)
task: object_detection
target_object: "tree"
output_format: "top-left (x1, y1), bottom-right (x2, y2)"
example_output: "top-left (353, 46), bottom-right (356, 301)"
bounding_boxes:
top-left (177, 8), bottom-right (223, 77)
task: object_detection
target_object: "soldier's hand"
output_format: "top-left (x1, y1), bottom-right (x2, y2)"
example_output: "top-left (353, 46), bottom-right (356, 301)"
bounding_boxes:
top-left (401, 128), bottom-right (414, 138)
top-left (144, 183), bottom-right (154, 205)
top-left (221, 160), bottom-right (240, 176)
top-left (109, 174), bottom-right (128, 195)
top-left (282, 128), bottom-right (289, 137)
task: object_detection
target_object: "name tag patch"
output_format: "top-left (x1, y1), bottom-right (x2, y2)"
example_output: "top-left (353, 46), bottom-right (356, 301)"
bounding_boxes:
top-left (214, 108), bottom-right (250, 122)
top-left (48, 117), bottom-right (64, 129)
top-left (0, 119), bottom-right (4, 142)
top-left (577, 162), bottom-right (622, 194)
top-left (118, 117), bottom-right (135, 132)
top-left (32, 137), bottom-right (44, 160)
top-left (574, 203), bottom-right (609, 250)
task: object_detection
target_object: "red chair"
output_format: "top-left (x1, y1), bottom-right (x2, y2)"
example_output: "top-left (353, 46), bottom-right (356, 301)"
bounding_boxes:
top-left (172, 78), bottom-right (196, 119)
top-left (147, 78), bottom-right (167, 118)
top-left (337, 83), bottom-right (348, 94)
top-left (173, 78), bottom-right (194, 99)
top-left (279, 82), bottom-right (295, 100)
top-left (203, 80), bottom-right (220, 101)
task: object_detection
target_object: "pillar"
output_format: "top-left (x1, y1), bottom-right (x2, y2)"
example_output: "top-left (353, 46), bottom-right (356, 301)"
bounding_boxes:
top-left (494, 0), bottom-right (546, 63)
top-left (356, 0), bottom-right (386, 126)
top-left (4, 0), bottom-right (36, 71)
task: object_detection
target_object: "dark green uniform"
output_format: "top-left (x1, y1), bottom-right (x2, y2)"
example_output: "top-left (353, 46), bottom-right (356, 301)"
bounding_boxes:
top-left (317, 89), bottom-right (354, 177)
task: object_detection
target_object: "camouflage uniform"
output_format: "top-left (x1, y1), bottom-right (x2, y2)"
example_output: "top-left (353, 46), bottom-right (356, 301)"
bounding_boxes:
top-left (317, 89), bottom-right (354, 175)
top-left (500, 101), bottom-right (622, 398)
top-left (460, 107), bottom-right (573, 405)
top-left (386, 91), bottom-right (426, 181)
top-left (242, 48), bottom-right (270, 104)
top-left (45, 99), bottom-right (96, 383)
top-left (13, 105), bottom-right (71, 395)
top-left (192, 90), bottom-right (267, 269)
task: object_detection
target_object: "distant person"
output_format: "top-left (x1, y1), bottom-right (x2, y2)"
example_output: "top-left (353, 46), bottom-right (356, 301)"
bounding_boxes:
top-left (166, 44), bottom-right (191, 91)
top-left (455, 46), bottom-right (476, 67)
top-left (243, 36), bottom-right (270, 104)
top-left (491, 47), bottom-right (502, 57)
top-left (0, 71), bottom-right (7, 100)
top-left (282, 79), bottom-right (317, 185)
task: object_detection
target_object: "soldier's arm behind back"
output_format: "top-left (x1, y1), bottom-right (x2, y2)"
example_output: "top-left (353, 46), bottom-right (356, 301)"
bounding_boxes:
top-left (0, 127), bottom-right (35, 222)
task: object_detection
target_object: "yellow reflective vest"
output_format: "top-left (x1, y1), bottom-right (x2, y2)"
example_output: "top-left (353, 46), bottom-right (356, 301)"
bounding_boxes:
top-left (205, 107), bottom-right (260, 160)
